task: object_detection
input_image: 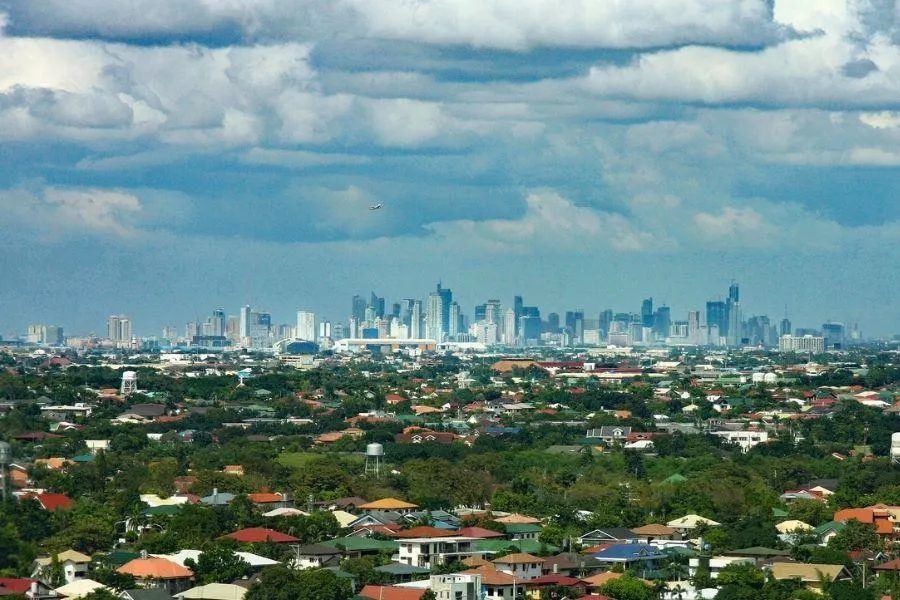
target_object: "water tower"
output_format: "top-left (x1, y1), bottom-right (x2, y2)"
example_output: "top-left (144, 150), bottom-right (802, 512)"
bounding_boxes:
top-left (891, 433), bottom-right (900, 465)
top-left (120, 371), bottom-right (137, 396)
top-left (365, 443), bottom-right (384, 478)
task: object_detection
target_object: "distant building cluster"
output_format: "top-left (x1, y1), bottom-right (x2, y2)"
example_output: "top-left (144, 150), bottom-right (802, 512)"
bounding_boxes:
top-left (5, 280), bottom-right (865, 353)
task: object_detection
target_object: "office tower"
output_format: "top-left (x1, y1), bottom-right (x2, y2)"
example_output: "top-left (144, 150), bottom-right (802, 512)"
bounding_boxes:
top-left (297, 311), bottom-right (317, 341)
top-left (513, 295), bottom-right (524, 336)
top-left (369, 292), bottom-right (385, 318)
top-left (349, 316), bottom-right (359, 339)
top-left (162, 326), bottom-right (177, 341)
top-left (376, 317), bottom-right (388, 338)
top-left (547, 312), bottom-right (560, 333)
top-left (705, 301), bottom-right (726, 337)
top-left (565, 310), bottom-right (584, 344)
top-left (779, 334), bottom-right (825, 353)
top-left (729, 281), bottom-right (740, 303)
top-left (688, 311), bottom-right (700, 345)
top-left (437, 283), bottom-right (452, 335)
top-left (410, 300), bottom-right (422, 338)
top-left (391, 303), bottom-right (401, 319)
top-left (502, 308), bottom-right (516, 345)
top-left (641, 297), bottom-right (654, 329)
top-left (185, 321), bottom-right (199, 339)
top-left (399, 299), bottom-right (415, 327)
top-left (727, 302), bottom-right (742, 347)
top-left (318, 321), bottom-right (332, 339)
top-left (520, 314), bottom-right (542, 344)
top-left (654, 306), bottom-right (671, 339)
top-left (599, 309), bottom-right (613, 339)
top-left (107, 314), bottom-right (131, 343)
top-left (239, 305), bottom-right (251, 338)
top-left (425, 292), bottom-right (444, 341)
top-left (485, 300), bottom-right (501, 326)
top-left (780, 318), bottom-right (792, 337)
top-left (390, 317), bottom-right (408, 339)
top-left (211, 309), bottom-right (225, 337)
top-left (352, 295), bottom-right (367, 322)
top-left (333, 322), bottom-right (346, 340)
top-left (449, 302), bottom-right (461, 338)
top-left (474, 304), bottom-right (487, 322)
top-left (822, 322), bottom-right (845, 349)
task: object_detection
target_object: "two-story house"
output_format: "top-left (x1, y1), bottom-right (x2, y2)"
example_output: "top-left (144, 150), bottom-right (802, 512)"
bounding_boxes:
top-left (397, 536), bottom-right (482, 569)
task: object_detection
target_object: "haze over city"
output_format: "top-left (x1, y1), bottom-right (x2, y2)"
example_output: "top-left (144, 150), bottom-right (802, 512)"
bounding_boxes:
top-left (1, 0), bottom-right (900, 336)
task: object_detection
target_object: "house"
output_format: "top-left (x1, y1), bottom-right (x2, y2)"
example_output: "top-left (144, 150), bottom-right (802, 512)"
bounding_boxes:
top-left (456, 527), bottom-right (505, 539)
top-left (200, 490), bottom-right (235, 506)
top-left (591, 544), bottom-right (664, 573)
top-left (814, 521), bottom-right (846, 546)
top-left (221, 528), bottom-right (299, 544)
top-left (582, 571), bottom-right (651, 595)
top-left (524, 574), bottom-right (588, 597)
top-left (585, 427), bottom-right (632, 444)
top-left (630, 524), bottom-right (678, 543)
top-left (666, 515), bottom-right (720, 535)
top-left (175, 583), bottom-right (246, 600)
top-left (358, 585), bottom-right (426, 600)
top-left (359, 498), bottom-right (419, 515)
top-left (492, 553), bottom-right (544, 581)
top-left (687, 556), bottom-right (754, 579)
top-left (459, 566), bottom-right (518, 600)
top-left (397, 536), bottom-right (482, 569)
top-left (394, 428), bottom-right (458, 444)
top-left (578, 528), bottom-right (638, 546)
top-left (834, 506), bottom-right (897, 538)
top-left (154, 550), bottom-right (279, 573)
top-left (504, 523), bottom-right (542, 541)
top-left (768, 563), bottom-right (851, 593)
top-left (320, 537), bottom-right (400, 560)
top-left (373, 563), bottom-right (431, 584)
top-left (247, 492), bottom-right (290, 510)
top-left (32, 550), bottom-right (92, 583)
top-left (121, 588), bottom-right (175, 600)
top-left (710, 429), bottom-right (768, 452)
top-left (54, 579), bottom-right (109, 599)
top-left (292, 544), bottom-right (342, 569)
top-left (117, 556), bottom-right (194, 595)
top-left (30, 492), bottom-right (74, 512)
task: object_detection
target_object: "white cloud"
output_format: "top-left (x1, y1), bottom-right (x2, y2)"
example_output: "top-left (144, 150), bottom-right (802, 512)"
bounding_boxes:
top-left (0, 186), bottom-right (143, 240)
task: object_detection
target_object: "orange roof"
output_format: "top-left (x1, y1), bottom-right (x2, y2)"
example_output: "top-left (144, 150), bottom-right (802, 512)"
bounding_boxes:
top-left (495, 513), bottom-right (541, 524)
top-left (35, 458), bottom-right (70, 470)
top-left (583, 572), bottom-right (651, 588)
top-left (834, 508), bottom-right (875, 524)
top-left (359, 497), bottom-right (419, 510)
top-left (631, 524), bottom-right (676, 536)
top-left (492, 553), bottom-right (544, 565)
top-left (118, 557), bottom-right (193, 579)
top-left (462, 556), bottom-right (491, 567)
top-left (248, 493), bottom-right (284, 503)
top-left (461, 565), bottom-right (516, 586)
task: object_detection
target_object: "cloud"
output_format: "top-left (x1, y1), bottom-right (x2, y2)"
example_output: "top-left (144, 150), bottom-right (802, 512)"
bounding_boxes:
top-left (0, 186), bottom-right (143, 240)
top-left (241, 148), bottom-right (371, 168)
top-left (7, 0), bottom-right (784, 50)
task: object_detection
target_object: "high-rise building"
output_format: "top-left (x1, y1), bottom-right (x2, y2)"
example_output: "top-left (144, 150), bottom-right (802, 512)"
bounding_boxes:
top-left (641, 298), bottom-right (654, 329)
top-left (779, 334), bottom-right (825, 354)
top-left (437, 283), bottom-right (452, 336)
top-left (822, 322), bottom-right (845, 349)
top-left (239, 305), bottom-right (251, 339)
top-left (727, 302), bottom-right (742, 347)
top-left (513, 295), bottom-right (524, 336)
top-left (425, 292), bottom-right (444, 341)
top-left (705, 301), bottom-right (726, 339)
top-left (410, 300), bottom-right (422, 339)
top-left (547, 312), bottom-right (560, 333)
top-left (352, 295), bottom-right (367, 322)
top-left (449, 302), bottom-right (461, 338)
top-left (474, 304), bottom-right (487, 323)
top-left (653, 306), bottom-right (671, 339)
top-left (370, 292), bottom-right (385, 318)
top-left (502, 308), bottom-right (516, 345)
top-left (599, 309), bottom-right (613, 339)
top-left (565, 310), bottom-right (584, 344)
top-left (688, 311), bottom-right (701, 345)
top-left (780, 318), bottom-right (792, 337)
top-left (107, 314), bottom-right (132, 343)
top-left (318, 321), bottom-right (332, 340)
top-left (729, 281), bottom-right (740, 303)
top-left (484, 300), bottom-right (501, 326)
top-left (297, 311), bottom-right (317, 341)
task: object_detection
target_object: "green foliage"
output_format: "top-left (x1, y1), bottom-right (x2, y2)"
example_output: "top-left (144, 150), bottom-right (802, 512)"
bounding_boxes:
top-left (245, 566), bottom-right (352, 600)
top-left (828, 520), bottom-right (881, 552)
top-left (716, 563), bottom-right (766, 589)
top-left (185, 543), bottom-right (252, 585)
top-left (598, 574), bottom-right (655, 600)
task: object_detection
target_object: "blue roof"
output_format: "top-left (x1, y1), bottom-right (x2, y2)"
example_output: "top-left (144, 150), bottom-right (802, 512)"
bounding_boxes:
top-left (486, 426), bottom-right (521, 434)
top-left (593, 544), bottom-right (664, 561)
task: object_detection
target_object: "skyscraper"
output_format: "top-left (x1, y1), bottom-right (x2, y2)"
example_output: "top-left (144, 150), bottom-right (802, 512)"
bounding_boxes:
top-left (641, 298), bottom-right (654, 329)
top-left (654, 306), bottom-right (671, 339)
top-left (425, 292), bottom-right (444, 341)
top-left (352, 295), bottom-right (367, 322)
top-left (410, 300), bottom-right (422, 338)
top-left (437, 283), bottom-right (452, 336)
top-left (547, 313), bottom-right (560, 333)
top-left (780, 318), bottom-right (792, 337)
top-left (449, 302), bottom-right (461, 338)
top-left (705, 301), bottom-right (726, 341)
top-left (729, 281), bottom-right (740, 303)
top-left (502, 308), bottom-right (516, 345)
top-left (513, 295), bottom-right (524, 336)
top-left (107, 314), bottom-right (131, 343)
top-left (239, 305), bottom-right (251, 339)
top-left (296, 311), bottom-right (317, 341)
top-left (211, 309), bottom-right (225, 337)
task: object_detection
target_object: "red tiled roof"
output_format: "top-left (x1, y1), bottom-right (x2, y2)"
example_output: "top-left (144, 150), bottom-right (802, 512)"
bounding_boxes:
top-left (222, 527), bottom-right (299, 543)
top-left (527, 575), bottom-right (584, 586)
top-left (35, 492), bottom-right (73, 511)
top-left (359, 585), bottom-right (425, 600)
top-left (0, 579), bottom-right (38, 594)
top-left (248, 493), bottom-right (284, 504)
top-left (456, 526), bottom-right (505, 539)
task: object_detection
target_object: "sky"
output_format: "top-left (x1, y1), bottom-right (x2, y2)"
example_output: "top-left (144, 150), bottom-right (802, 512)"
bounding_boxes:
top-left (1, 0), bottom-right (900, 337)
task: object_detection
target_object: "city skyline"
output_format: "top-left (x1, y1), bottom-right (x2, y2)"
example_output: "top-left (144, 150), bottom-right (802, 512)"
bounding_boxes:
top-left (1, 2), bottom-right (900, 336)
top-left (4, 279), bottom-right (867, 346)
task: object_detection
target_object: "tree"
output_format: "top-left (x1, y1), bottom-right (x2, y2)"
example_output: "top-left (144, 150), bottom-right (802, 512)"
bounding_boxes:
top-left (245, 566), bottom-right (352, 600)
top-left (828, 520), bottom-right (881, 552)
top-left (421, 591), bottom-right (437, 600)
top-left (827, 580), bottom-right (874, 600)
top-left (716, 563), bottom-right (765, 589)
top-left (598, 574), bottom-right (654, 600)
top-left (80, 590), bottom-right (121, 600)
top-left (184, 543), bottom-right (252, 585)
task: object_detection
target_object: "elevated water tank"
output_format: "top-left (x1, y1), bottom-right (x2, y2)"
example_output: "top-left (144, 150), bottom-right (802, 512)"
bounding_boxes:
top-left (764, 373), bottom-right (777, 384)
top-left (366, 443), bottom-right (384, 457)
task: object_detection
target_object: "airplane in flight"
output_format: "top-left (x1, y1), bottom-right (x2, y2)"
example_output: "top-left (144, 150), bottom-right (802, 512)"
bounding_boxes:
top-left (369, 203), bottom-right (383, 210)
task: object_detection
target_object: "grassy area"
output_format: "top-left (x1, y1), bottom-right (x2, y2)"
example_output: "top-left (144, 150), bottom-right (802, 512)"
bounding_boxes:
top-left (276, 452), bottom-right (322, 468)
